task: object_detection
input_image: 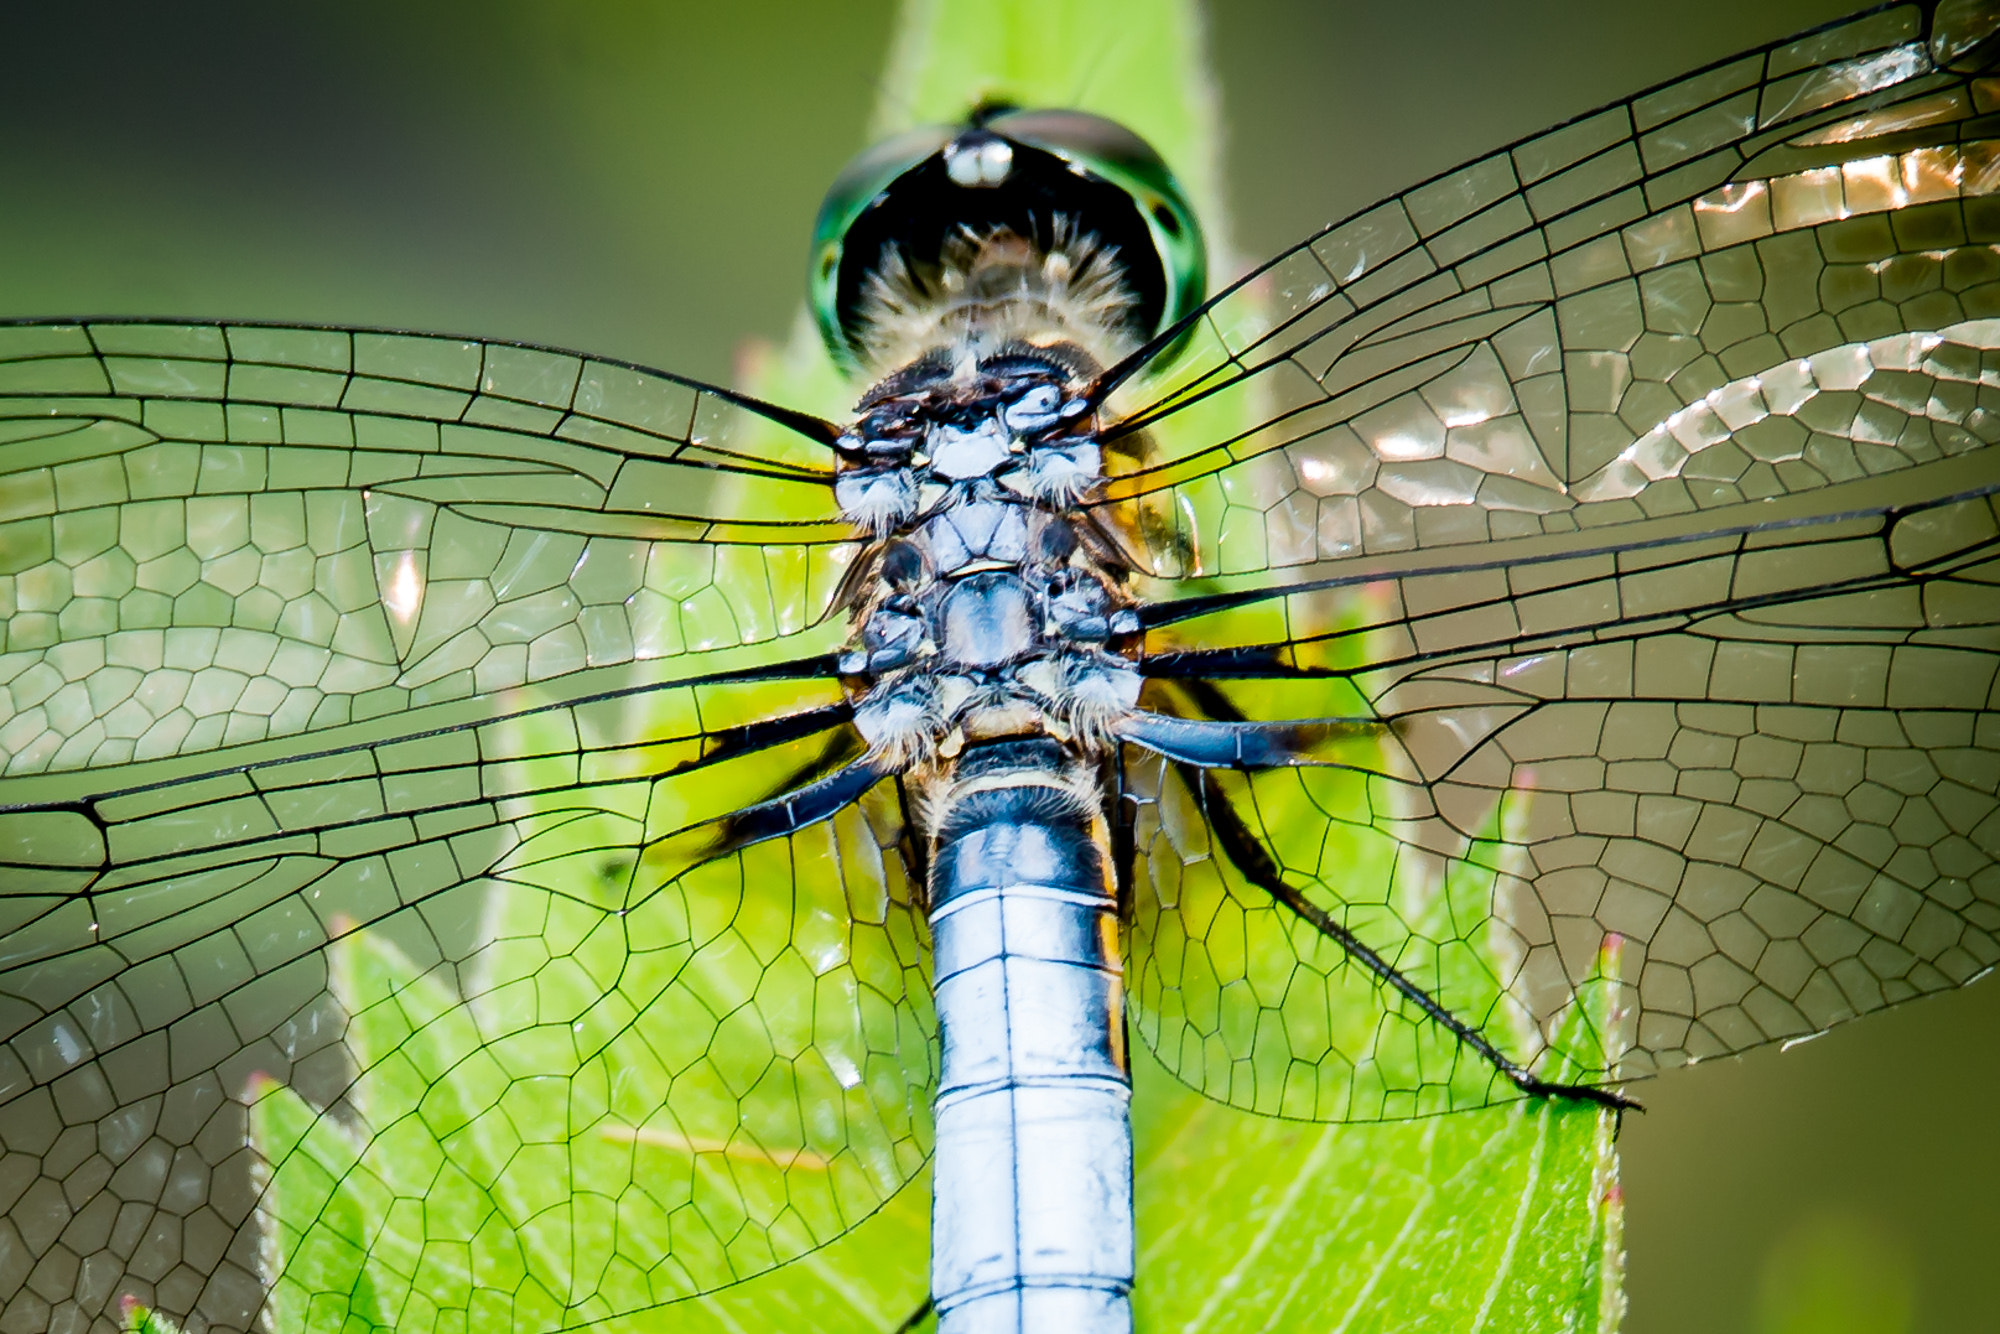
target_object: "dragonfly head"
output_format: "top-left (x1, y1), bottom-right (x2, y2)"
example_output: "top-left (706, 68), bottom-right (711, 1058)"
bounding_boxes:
top-left (810, 108), bottom-right (1206, 377)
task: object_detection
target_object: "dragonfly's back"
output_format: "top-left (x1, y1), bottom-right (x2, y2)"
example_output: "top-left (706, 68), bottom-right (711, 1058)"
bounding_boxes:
top-left (927, 739), bottom-right (1129, 1329)
top-left (806, 110), bottom-right (1209, 1330)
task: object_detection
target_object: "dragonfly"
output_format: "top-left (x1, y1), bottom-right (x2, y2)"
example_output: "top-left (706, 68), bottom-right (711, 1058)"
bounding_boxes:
top-left (5, 2), bottom-right (1999, 1331)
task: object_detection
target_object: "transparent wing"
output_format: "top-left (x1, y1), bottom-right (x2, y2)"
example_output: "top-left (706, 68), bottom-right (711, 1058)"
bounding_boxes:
top-left (0, 320), bottom-right (851, 777)
top-left (1126, 468), bottom-right (1998, 1119)
top-left (0, 669), bottom-right (934, 1328)
top-left (1111, 0), bottom-right (2000, 1120)
top-left (1100, 0), bottom-right (2000, 589)
top-left (0, 326), bottom-right (934, 1326)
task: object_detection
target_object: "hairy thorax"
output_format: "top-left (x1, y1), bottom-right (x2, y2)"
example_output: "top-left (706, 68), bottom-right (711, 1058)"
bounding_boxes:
top-left (831, 228), bottom-right (1145, 826)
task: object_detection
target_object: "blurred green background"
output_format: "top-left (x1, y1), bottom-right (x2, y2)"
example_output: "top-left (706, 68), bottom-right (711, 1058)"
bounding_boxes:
top-left (3, 2), bottom-right (1994, 1330)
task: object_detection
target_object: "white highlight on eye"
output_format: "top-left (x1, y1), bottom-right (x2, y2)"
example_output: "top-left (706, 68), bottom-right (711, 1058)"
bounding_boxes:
top-left (383, 552), bottom-right (423, 626)
top-left (945, 135), bottom-right (1013, 187)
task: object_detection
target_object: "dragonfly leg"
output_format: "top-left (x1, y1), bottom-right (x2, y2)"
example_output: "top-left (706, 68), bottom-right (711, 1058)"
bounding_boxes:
top-left (889, 1296), bottom-right (935, 1333)
top-left (1183, 764), bottom-right (1642, 1116)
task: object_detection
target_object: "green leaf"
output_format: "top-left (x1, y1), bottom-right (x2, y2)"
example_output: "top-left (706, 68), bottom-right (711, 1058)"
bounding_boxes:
top-left (568, 1175), bottom-right (930, 1334)
top-left (248, 891), bottom-right (931, 1331)
top-left (119, 1297), bottom-right (187, 1334)
top-left (876, 0), bottom-right (1222, 215)
top-left (1133, 941), bottom-right (1627, 1333)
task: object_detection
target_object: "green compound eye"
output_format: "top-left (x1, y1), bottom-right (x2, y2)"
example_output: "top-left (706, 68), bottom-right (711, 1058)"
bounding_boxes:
top-left (809, 108), bottom-right (1207, 372)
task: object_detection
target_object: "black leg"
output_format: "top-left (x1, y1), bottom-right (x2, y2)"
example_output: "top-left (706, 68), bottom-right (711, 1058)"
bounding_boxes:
top-left (892, 773), bottom-right (929, 902)
top-left (1177, 762), bottom-right (1639, 1116)
top-left (714, 727), bottom-right (870, 849)
top-left (889, 1294), bottom-right (934, 1333)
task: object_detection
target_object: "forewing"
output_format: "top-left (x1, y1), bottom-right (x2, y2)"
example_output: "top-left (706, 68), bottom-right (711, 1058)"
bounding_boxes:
top-left (1101, 0), bottom-right (2000, 588)
top-left (0, 321), bottom-right (852, 777)
top-left (0, 326), bottom-right (936, 1326)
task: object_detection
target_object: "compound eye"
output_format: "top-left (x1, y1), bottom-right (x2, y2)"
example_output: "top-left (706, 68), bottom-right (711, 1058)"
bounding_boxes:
top-left (812, 109), bottom-right (1206, 370)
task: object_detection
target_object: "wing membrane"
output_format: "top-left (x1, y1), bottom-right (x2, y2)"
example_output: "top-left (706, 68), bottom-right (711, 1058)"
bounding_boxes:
top-left (1, 669), bottom-right (932, 1326)
top-left (1114, 0), bottom-right (2000, 1118)
top-left (1101, 0), bottom-right (2000, 589)
top-left (0, 321), bottom-right (851, 777)
top-left (0, 318), bottom-right (909, 1320)
top-left (1127, 475), bottom-right (1998, 1115)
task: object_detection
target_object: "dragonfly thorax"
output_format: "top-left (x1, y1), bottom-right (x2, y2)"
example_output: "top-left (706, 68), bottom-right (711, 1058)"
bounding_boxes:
top-left (834, 345), bottom-right (1142, 774)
